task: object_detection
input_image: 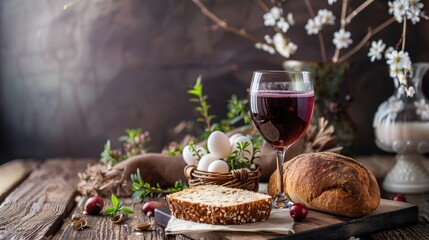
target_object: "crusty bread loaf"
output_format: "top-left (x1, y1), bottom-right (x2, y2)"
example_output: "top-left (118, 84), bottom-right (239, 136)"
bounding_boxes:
top-left (268, 152), bottom-right (380, 217)
top-left (166, 185), bottom-right (272, 225)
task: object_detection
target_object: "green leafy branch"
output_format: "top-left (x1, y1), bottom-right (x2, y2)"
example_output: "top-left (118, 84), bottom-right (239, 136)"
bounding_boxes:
top-left (188, 76), bottom-right (216, 138)
top-left (187, 141), bottom-right (205, 160)
top-left (100, 128), bottom-right (151, 168)
top-left (103, 194), bottom-right (134, 217)
top-left (119, 128), bottom-right (151, 158)
top-left (227, 95), bottom-right (252, 127)
top-left (100, 140), bottom-right (123, 169)
top-left (226, 141), bottom-right (252, 170)
top-left (131, 169), bottom-right (188, 201)
top-left (251, 134), bottom-right (264, 162)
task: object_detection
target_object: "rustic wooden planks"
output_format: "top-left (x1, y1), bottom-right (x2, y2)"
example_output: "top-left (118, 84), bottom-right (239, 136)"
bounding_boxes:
top-left (0, 158), bottom-right (95, 239)
top-left (0, 159), bottom-right (39, 203)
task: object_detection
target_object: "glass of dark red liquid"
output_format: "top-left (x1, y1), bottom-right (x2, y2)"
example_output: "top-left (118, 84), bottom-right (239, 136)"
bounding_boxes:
top-left (250, 70), bottom-right (314, 208)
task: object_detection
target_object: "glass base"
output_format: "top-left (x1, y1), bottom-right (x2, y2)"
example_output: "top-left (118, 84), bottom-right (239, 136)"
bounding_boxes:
top-left (272, 193), bottom-right (292, 209)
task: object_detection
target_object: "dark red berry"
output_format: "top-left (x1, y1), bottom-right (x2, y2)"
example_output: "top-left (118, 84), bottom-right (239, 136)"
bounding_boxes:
top-left (391, 193), bottom-right (406, 202)
top-left (84, 196), bottom-right (104, 215)
top-left (290, 203), bottom-right (308, 221)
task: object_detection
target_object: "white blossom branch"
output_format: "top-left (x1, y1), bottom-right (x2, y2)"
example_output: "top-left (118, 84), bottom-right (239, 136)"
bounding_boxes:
top-left (333, 0), bottom-right (349, 62)
top-left (304, 0), bottom-right (327, 62)
top-left (338, 17), bottom-right (395, 62)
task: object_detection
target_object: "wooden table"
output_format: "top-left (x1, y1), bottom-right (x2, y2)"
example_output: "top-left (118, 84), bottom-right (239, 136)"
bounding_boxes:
top-left (0, 156), bottom-right (428, 239)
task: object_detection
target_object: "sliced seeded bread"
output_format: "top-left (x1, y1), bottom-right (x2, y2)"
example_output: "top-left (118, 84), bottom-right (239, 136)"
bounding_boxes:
top-left (166, 185), bottom-right (272, 225)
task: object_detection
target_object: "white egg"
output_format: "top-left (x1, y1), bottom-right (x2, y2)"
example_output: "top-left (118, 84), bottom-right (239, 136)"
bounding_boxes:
top-left (182, 145), bottom-right (207, 165)
top-left (197, 154), bottom-right (218, 171)
top-left (207, 131), bottom-right (232, 158)
top-left (228, 133), bottom-right (244, 144)
top-left (231, 136), bottom-right (254, 162)
top-left (207, 160), bottom-right (230, 173)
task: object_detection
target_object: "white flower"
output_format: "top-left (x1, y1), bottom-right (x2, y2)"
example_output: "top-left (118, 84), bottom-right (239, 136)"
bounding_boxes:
top-left (287, 13), bottom-right (295, 26)
top-left (368, 40), bottom-right (386, 62)
top-left (389, 64), bottom-right (402, 78)
top-left (386, 50), bottom-right (401, 66)
top-left (397, 72), bottom-right (407, 85)
top-left (273, 33), bottom-right (297, 58)
top-left (317, 9), bottom-right (336, 25)
top-left (255, 42), bottom-right (275, 54)
top-left (407, 7), bottom-right (421, 24)
top-left (263, 6), bottom-right (283, 26)
top-left (385, 46), bottom-right (395, 58)
top-left (405, 86), bottom-right (416, 97)
top-left (264, 34), bottom-right (273, 44)
top-left (388, 1), bottom-right (395, 14)
top-left (277, 17), bottom-right (290, 33)
top-left (305, 18), bottom-right (322, 35)
top-left (333, 29), bottom-right (353, 49)
top-left (328, 0), bottom-right (338, 5)
top-left (415, 99), bottom-right (429, 120)
top-left (401, 52), bottom-right (412, 70)
top-left (386, 50), bottom-right (411, 70)
top-left (409, 0), bottom-right (424, 10)
top-left (389, 0), bottom-right (410, 22)
top-left (388, 0), bottom-right (422, 22)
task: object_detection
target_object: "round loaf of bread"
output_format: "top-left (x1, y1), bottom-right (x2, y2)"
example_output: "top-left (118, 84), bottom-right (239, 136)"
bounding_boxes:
top-left (268, 152), bottom-right (380, 217)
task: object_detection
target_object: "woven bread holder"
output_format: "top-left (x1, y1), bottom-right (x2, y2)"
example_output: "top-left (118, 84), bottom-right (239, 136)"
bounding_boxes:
top-left (184, 164), bottom-right (262, 192)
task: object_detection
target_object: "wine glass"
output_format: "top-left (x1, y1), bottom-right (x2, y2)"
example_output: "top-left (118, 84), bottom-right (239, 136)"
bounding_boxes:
top-left (250, 70), bottom-right (314, 208)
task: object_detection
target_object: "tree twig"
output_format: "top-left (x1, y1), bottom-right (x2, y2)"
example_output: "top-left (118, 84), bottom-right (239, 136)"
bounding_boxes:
top-left (401, 16), bottom-right (407, 51)
top-left (255, 0), bottom-right (269, 12)
top-left (340, 0), bottom-right (349, 28)
top-left (304, 0), bottom-right (315, 17)
top-left (345, 0), bottom-right (374, 24)
top-left (192, 0), bottom-right (266, 44)
top-left (338, 17), bottom-right (395, 62)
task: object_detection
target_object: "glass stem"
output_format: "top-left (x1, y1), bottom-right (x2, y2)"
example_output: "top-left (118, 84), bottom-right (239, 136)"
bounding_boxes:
top-left (274, 148), bottom-right (290, 208)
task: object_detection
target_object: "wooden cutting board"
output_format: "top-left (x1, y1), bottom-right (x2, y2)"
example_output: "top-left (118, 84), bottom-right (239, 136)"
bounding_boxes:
top-left (155, 199), bottom-right (418, 239)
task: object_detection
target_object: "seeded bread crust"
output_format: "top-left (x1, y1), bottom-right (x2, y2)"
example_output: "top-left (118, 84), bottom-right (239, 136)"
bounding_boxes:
top-left (268, 152), bottom-right (380, 217)
top-left (166, 185), bottom-right (272, 225)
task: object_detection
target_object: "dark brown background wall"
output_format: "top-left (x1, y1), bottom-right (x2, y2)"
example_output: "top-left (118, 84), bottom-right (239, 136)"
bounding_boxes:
top-left (1, 0), bottom-right (428, 163)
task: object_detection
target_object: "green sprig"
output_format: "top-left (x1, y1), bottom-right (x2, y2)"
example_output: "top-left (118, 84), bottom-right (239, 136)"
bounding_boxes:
top-left (131, 169), bottom-right (188, 201)
top-left (99, 128), bottom-right (151, 168)
top-left (103, 194), bottom-right (134, 217)
top-left (100, 140), bottom-right (120, 169)
top-left (188, 141), bottom-right (204, 160)
top-left (188, 76), bottom-right (216, 139)
top-left (226, 141), bottom-right (252, 170)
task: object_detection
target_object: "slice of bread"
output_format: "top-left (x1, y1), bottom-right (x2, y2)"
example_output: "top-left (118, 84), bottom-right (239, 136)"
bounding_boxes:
top-left (166, 185), bottom-right (272, 225)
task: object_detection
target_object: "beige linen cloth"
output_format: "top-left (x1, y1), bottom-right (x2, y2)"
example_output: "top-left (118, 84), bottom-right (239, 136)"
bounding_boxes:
top-left (165, 209), bottom-right (294, 235)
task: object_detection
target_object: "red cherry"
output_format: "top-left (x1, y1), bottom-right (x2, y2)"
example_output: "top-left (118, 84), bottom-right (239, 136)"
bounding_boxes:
top-left (391, 193), bottom-right (407, 202)
top-left (84, 196), bottom-right (104, 215)
top-left (290, 203), bottom-right (308, 221)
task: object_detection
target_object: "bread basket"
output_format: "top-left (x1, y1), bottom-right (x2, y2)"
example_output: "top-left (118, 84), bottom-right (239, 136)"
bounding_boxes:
top-left (184, 164), bottom-right (262, 192)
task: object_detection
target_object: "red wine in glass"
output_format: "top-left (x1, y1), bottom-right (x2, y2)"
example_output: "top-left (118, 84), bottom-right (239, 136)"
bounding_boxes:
top-left (250, 70), bottom-right (314, 209)
top-left (251, 91), bottom-right (314, 150)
